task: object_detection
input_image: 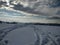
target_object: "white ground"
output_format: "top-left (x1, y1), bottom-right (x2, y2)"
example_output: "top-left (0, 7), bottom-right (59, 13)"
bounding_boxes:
top-left (0, 23), bottom-right (60, 45)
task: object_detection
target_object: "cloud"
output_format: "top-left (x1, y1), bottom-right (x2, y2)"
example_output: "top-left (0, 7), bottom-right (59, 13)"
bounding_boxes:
top-left (13, 0), bottom-right (60, 16)
top-left (0, 0), bottom-right (60, 17)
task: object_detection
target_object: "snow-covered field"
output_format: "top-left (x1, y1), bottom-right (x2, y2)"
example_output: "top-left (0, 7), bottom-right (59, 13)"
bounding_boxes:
top-left (0, 23), bottom-right (60, 45)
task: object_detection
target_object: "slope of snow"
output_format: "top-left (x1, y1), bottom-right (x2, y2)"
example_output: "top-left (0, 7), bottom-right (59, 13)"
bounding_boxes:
top-left (0, 23), bottom-right (60, 45)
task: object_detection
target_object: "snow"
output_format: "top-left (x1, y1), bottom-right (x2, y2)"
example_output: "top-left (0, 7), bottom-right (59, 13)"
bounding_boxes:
top-left (0, 23), bottom-right (60, 45)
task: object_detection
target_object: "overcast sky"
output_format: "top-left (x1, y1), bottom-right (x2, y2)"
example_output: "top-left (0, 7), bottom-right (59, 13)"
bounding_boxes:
top-left (0, 0), bottom-right (60, 16)
top-left (0, 0), bottom-right (60, 23)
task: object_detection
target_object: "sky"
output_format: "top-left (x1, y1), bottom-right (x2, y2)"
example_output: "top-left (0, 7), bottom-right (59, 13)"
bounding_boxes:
top-left (0, 0), bottom-right (60, 23)
top-left (0, 0), bottom-right (60, 16)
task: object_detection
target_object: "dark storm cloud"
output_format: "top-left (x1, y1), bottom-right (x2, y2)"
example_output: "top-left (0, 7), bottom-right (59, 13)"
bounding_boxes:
top-left (12, 0), bottom-right (60, 16)
top-left (48, 0), bottom-right (60, 8)
top-left (0, 1), bottom-right (6, 7)
top-left (0, 0), bottom-right (60, 16)
top-left (56, 11), bottom-right (60, 15)
top-left (12, 3), bottom-right (48, 16)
